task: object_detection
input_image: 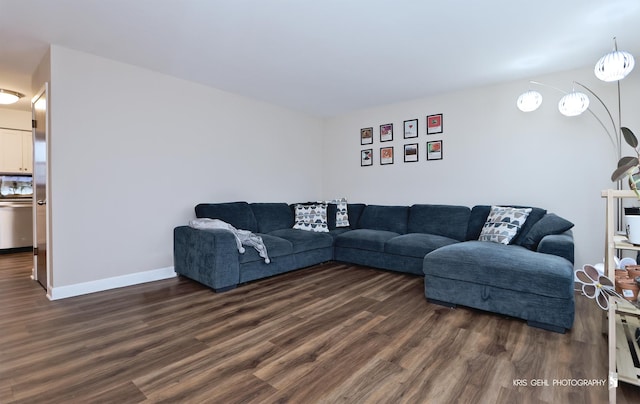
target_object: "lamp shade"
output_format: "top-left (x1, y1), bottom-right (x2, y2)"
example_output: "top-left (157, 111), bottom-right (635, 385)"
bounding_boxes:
top-left (594, 49), bottom-right (635, 82)
top-left (517, 90), bottom-right (542, 112)
top-left (558, 91), bottom-right (589, 116)
top-left (0, 89), bottom-right (24, 105)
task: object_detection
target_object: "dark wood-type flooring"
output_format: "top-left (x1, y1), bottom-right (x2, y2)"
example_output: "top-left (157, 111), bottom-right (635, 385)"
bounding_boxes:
top-left (1, 252), bottom-right (639, 403)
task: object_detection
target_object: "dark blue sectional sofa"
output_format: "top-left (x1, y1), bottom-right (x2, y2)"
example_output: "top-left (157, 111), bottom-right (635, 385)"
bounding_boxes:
top-left (173, 201), bottom-right (575, 333)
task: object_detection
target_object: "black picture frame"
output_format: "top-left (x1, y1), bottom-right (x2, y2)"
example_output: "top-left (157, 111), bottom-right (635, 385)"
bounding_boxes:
top-left (380, 123), bottom-right (393, 142)
top-left (404, 143), bottom-right (418, 162)
top-left (380, 146), bottom-right (394, 165)
top-left (427, 140), bottom-right (443, 160)
top-left (403, 119), bottom-right (418, 138)
top-left (361, 149), bottom-right (373, 166)
top-left (360, 127), bottom-right (373, 145)
top-left (427, 114), bottom-right (443, 135)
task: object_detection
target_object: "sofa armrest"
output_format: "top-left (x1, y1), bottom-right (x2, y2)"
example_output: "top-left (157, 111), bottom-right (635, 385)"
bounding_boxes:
top-left (537, 230), bottom-right (574, 264)
top-left (173, 226), bottom-right (240, 291)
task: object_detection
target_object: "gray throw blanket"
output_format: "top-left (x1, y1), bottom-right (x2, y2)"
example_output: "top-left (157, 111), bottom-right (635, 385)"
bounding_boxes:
top-left (189, 218), bottom-right (270, 263)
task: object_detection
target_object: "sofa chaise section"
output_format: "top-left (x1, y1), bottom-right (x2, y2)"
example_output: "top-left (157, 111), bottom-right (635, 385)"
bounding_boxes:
top-left (422, 207), bottom-right (575, 333)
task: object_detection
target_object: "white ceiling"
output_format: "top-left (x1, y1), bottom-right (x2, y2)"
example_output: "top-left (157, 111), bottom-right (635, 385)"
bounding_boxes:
top-left (1, 0), bottom-right (640, 116)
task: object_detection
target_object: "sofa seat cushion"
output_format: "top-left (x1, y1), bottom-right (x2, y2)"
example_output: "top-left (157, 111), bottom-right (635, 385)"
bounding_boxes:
top-left (385, 233), bottom-right (460, 258)
top-left (334, 229), bottom-right (400, 252)
top-left (423, 241), bottom-right (573, 299)
top-left (238, 234), bottom-right (293, 263)
top-left (268, 228), bottom-right (334, 253)
top-left (328, 228), bottom-right (352, 240)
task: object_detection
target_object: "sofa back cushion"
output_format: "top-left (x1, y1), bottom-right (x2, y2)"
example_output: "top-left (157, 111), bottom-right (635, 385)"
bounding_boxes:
top-left (195, 202), bottom-right (258, 232)
top-left (342, 203), bottom-right (366, 230)
top-left (250, 203), bottom-right (294, 233)
top-left (408, 204), bottom-right (470, 241)
top-left (357, 205), bottom-right (409, 234)
top-left (466, 205), bottom-right (547, 244)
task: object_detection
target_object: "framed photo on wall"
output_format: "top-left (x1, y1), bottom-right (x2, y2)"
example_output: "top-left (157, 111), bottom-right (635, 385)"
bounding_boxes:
top-left (427, 140), bottom-right (443, 160)
top-left (403, 119), bottom-right (418, 138)
top-left (361, 149), bottom-right (373, 166)
top-left (361, 127), bottom-right (373, 145)
top-left (380, 123), bottom-right (393, 142)
top-left (427, 114), bottom-right (443, 134)
top-left (404, 143), bottom-right (418, 162)
top-left (380, 146), bottom-right (394, 165)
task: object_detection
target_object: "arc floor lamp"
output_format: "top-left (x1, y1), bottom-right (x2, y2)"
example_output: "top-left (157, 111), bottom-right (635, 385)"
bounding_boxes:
top-left (517, 37), bottom-right (635, 230)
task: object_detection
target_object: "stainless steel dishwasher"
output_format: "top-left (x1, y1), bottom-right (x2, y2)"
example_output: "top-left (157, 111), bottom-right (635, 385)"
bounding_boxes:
top-left (0, 199), bottom-right (33, 249)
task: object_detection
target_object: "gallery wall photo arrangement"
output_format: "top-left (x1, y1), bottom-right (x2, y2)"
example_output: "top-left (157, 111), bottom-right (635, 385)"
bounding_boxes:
top-left (404, 143), bottom-right (418, 162)
top-left (361, 149), bottom-right (373, 166)
top-left (380, 146), bottom-right (394, 165)
top-left (427, 140), bottom-right (443, 160)
top-left (427, 114), bottom-right (443, 135)
top-left (380, 123), bottom-right (393, 142)
top-left (360, 127), bottom-right (373, 145)
top-left (403, 119), bottom-right (418, 138)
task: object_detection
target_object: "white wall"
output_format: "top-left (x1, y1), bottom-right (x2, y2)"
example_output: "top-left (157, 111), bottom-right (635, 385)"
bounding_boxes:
top-left (323, 67), bottom-right (640, 268)
top-left (48, 45), bottom-right (324, 288)
top-left (41, 44), bottom-right (640, 294)
top-left (0, 108), bottom-right (31, 130)
top-left (32, 47), bottom-right (51, 97)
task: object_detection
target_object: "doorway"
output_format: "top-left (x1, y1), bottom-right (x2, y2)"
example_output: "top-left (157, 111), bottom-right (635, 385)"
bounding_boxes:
top-left (32, 84), bottom-right (48, 291)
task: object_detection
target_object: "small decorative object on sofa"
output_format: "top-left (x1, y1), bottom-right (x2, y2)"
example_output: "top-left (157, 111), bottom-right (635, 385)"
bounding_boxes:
top-left (319, 197), bottom-right (350, 228)
top-left (293, 204), bottom-right (329, 233)
top-left (189, 218), bottom-right (270, 263)
top-left (478, 206), bottom-right (531, 245)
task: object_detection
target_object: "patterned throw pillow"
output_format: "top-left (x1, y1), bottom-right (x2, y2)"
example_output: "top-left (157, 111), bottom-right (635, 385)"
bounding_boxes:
top-left (293, 204), bottom-right (329, 232)
top-left (318, 197), bottom-right (350, 228)
top-left (330, 197), bottom-right (349, 227)
top-left (478, 206), bottom-right (532, 245)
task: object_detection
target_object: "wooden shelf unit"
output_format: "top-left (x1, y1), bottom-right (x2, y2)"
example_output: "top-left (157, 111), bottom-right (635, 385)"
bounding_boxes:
top-left (602, 189), bottom-right (640, 404)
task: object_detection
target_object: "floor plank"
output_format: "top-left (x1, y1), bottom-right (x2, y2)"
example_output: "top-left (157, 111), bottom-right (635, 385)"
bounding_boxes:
top-left (1, 252), bottom-right (640, 403)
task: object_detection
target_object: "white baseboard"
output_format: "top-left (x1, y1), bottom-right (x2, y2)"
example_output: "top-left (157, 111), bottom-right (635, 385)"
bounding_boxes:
top-left (47, 266), bottom-right (177, 300)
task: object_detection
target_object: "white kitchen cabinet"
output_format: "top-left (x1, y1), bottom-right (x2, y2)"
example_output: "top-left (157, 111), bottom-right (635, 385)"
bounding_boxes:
top-left (0, 129), bottom-right (32, 174)
top-left (21, 131), bottom-right (33, 173)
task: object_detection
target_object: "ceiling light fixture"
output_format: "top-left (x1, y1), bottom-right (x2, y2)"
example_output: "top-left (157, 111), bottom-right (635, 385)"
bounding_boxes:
top-left (0, 89), bottom-right (25, 105)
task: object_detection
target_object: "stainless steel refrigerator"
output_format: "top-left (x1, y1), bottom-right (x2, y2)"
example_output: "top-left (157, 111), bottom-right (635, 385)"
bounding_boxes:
top-left (0, 175), bottom-right (33, 249)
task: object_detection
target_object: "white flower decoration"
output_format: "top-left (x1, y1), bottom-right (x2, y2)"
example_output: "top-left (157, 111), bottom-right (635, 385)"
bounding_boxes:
top-left (574, 264), bottom-right (623, 310)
